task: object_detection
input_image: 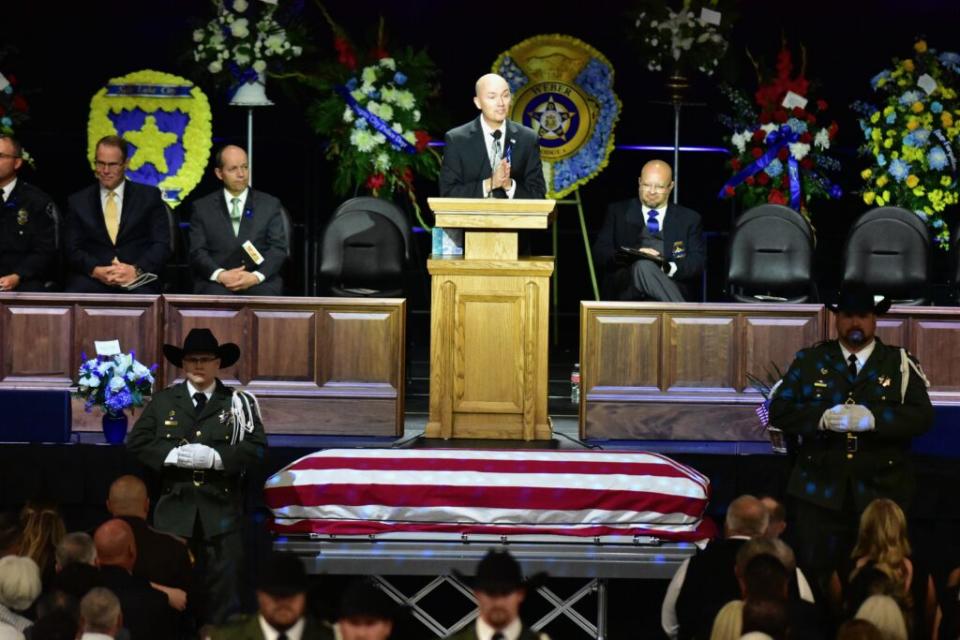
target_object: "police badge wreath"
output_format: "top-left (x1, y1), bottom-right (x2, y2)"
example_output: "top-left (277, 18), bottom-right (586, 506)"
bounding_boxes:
top-left (494, 35), bottom-right (621, 199)
top-left (88, 70), bottom-right (212, 208)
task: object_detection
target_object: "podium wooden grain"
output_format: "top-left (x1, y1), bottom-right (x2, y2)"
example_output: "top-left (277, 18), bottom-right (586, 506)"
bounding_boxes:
top-left (425, 198), bottom-right (555, 440)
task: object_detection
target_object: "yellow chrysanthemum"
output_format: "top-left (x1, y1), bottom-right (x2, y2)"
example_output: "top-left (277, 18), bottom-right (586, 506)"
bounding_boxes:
top-left (876, 175), bottom-right (889, 188)
top-left (883, 138), bottom-right (894, 149)
top-left (875, 195), bottom-right (886, 206)
top-left (883, 106), bottom-right (895, 117)
top-left (863, 192), bottom-right (876, 205)
top-left (942, 175), bottom-right (954, 187)
top-left (902, 59), bottom-right (915, 72)
top-left (911, 101), bottom-right (924, 113)
top-left (882, 190), bottom-right (891, 201)
top-left (913, 187), bottom-right (926, 197)
top-left (870, 112), bottom-right (881, 124)
top-left (915, 40), bottom-right (928, 53)
top-left (902, 147), bottom-right (922, 163)
top-left (861, 169), bottom-right (873, 180)
top-left (943, 113), bottom-right (954, 127)
top-left (906, 175), bottom-right (920, 188)
top-left (906, 119), bottom-right (920, 131)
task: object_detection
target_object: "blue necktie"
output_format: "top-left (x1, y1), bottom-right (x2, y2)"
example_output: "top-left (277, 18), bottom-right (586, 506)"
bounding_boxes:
top-left (647, 210), bottom-right (660, 235)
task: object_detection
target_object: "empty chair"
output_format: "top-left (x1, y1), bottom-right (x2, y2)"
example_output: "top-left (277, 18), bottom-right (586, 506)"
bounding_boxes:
top-left (319, 197), bottom-right (410, 297)
top-left (727, 205), bottom-right (815, 303)
top-left (842, 207), bottom-right (929, 305)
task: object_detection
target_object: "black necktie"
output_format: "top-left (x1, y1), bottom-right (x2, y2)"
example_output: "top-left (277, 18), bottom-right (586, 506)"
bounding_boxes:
top-left (847, 354), bottom-right (859, 378)
top-left (193, 392), bottom-right (207, 412)
top-left (492, 633), bottom-right (505, 640)
top-left (277, 634), bottom-right (288, 640)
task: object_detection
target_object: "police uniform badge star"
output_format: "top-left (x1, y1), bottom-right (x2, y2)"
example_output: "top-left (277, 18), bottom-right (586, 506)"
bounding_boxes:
top-left (218, 408), bottom-right (232, 425)
top-left (16, 209), bottom-right (28, 225)
top-left (878, 375), bottom-right (892, 388)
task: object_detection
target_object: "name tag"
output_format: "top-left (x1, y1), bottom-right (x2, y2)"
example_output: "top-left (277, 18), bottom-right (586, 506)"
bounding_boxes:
top-left (164, 420), bottom-right (179, 428)
top-left (242, 240), bottom-right (265, 265)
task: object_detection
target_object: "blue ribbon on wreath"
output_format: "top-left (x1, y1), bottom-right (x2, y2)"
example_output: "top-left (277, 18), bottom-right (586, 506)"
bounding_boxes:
top-left (718, 125), bottom-right (802, 210)
top-left (227, 65), bottom-right (260, 101)
top-left (335, 85), bottom-right (417, 154)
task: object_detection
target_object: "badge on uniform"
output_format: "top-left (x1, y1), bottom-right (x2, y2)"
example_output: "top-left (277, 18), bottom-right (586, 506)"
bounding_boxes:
top-left (878, 375), bottom-right (892, 388)
top-left (164, 410), bottom-right (178, 427)
top-left (218, 409), bottom-right (235, 426)
top-left (16, 209), bottom-right (28, 226)
top-left (672, 241), bottom-right (686, 259)
top-left (814, 380), bottom-right (828, 388)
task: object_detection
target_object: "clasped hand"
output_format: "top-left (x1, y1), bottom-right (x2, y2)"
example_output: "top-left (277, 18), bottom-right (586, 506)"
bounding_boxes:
top-left (175, 443), bottom-right (217, 469)
top-left (217, 266), bottom-right (259, 292)
top-left (819, 403), bottom-right (875, 433)
top-left (491, 159), bottom-right (512, 191)
top-left (91, 258), bottom-right (136, 286)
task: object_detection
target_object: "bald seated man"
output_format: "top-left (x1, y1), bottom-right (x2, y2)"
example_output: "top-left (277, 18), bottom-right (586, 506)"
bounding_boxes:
top-left (106, 475), bottom-right (192, 605)
top-left (94, 519), bottom-right (176, 640)
top-left (593, 159), bottom-right (704, 302)
top-left (439, 73), bottom-right (546, 199)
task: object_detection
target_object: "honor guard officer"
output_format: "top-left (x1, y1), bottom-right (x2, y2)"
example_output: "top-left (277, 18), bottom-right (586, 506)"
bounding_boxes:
top-left (769, 287), bottom-right (934, 584)
top-left (126, 328), bottom-right (267, 627)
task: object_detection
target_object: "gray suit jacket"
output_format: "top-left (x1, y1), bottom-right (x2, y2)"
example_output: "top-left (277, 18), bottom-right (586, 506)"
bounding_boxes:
top-left (188, 188), bottom-right (287, 294)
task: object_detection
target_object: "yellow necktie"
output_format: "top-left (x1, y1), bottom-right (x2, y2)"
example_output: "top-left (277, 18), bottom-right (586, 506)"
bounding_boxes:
top-left (104, 191), bottom-right (119, 244)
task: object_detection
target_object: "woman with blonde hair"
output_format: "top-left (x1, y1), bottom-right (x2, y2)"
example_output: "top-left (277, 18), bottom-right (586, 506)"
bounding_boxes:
top-left (828, 498), bottom-right (939, 639)
top-left (17, 500), bottom-right (65, 588)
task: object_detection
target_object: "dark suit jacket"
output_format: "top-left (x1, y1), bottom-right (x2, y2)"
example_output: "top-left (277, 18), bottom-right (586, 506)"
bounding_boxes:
top-left (64, 180), bottom-right (170, 292)
top-left (0, 180), bottom-right (58, 289)
top-left (210, 614), bottom-right (334, 640)
top-left (675, 537), bottom-right (747, 640)
top-left (118, 515), bottom-right (192, 590)
top-left (126, 380), bottom-right (267, 539)
top-left (438, 116), bottom-right (546, 199)
top-left (49, 562), bottom-right (103, 600)
top-left (188, 189), bottom-right (287, 295)
top-left (592, 198), bottom-right (705, 300)
top-left (98, 565), bottom-right (176, 640)
top-left (769, 338), bottom-right (934, 512)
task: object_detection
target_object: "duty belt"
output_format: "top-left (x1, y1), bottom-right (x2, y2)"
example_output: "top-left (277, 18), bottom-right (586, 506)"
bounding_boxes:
top-left (846, 433), bottom-right (858, 459)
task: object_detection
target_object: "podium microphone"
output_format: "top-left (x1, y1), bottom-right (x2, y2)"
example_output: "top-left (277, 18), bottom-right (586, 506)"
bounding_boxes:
top-left (489, 129), bottom-right (502, 198)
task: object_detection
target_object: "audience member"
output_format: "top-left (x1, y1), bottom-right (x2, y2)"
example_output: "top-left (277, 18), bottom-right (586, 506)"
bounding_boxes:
top-left (741, 598), bottom-right (789, 640)
top-left (336, 578), bottom-right (395, 640)
top-left (828, 498), bottom-right (938, 639)
top-left (93, 519), bottom-right (175, 640)
top-left (446, 549), bottom-right (549, 640)
top-left (735, 537), bottom-right (816, 605)
top-left (663, 494), bottom-right (768, 640)
top-left (707, 600), bottom-right (743, 640)
top-left (0, 514), bottom-right (21, 559)
top-left (188, 145), bottom-right (289, 295)
top-left (18, 501), bottom-right (65, 589)
top-left (760, 495), bottom-right (787, 540)
top-left (739, 552), bottom-right (821, 640)
top-left (210, 551), bottom-right (332, 640)
top-left (24, 610), bottom-right (77, 640)
top-left (0, 133), bottom-right (58, 292)
top-left (64, 135), bottom-right (170, 293)
top-left (50, 533), bottom-right (101, 601)
top-left (0, 555), bottom-right (42, 638)
top-left (105, 475), bottom-right (191, 610)
top-left (78, 588), bottom-right (122, 639)
top-left (836, 618), bottom-right (884, 640)
top-left (854, 595), bottom-right (908, 640)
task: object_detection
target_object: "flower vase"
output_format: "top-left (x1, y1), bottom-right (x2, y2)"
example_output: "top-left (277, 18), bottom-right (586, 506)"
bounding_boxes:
top-left (102, 411), bottom-right (128, 445)
top-left (230, 70), bottom-right (273, 107)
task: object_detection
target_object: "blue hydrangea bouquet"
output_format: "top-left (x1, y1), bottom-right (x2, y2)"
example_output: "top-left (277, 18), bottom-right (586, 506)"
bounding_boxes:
top-left (76, 352), bottom-right (157, 416)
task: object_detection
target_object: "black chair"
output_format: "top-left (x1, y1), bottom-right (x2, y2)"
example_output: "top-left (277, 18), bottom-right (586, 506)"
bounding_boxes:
top-left (841, 207), bottom-right (930, 305)
top-left (279, 206), bottom-right (293, 259)
top-left (44, 202), bottom-right (63, 291)
top-left (319, 197), bottom-right (410, 297)
top-left (727, 205), bottom-right (815, 303)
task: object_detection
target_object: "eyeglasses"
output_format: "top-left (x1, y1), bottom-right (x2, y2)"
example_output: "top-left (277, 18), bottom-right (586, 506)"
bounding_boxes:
top-left (182, 355), bottom-right (219, 365)
top-left (0, 153), bottom-right (20, 160)
top-left (94, 160), bottom-right (125, 171)
top-left (640, 182), bottom-right (670, 192)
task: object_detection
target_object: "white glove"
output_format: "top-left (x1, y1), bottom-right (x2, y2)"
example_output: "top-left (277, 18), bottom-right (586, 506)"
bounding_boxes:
top-left (820, 404), bottom-right (875, 433)
top-left (176, 443), bottom-right (217, 470)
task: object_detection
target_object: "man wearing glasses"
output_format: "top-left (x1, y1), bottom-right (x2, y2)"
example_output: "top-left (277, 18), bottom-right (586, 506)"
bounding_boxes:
top-left (593, 159), bottom-right (705, 302)
top-left (127, 327), bottom-right (266, 629)
top-left (64, 135), bottom-right (170, 293)
top-left (0, 134), bottom-right (58, 291)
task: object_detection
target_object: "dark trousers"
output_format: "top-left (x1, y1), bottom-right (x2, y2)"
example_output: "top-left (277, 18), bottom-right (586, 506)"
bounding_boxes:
top-left (193, 278), bottom-right (283, 296)
top-left (791, 491), bottom-right (861, 591)
top-left (65, 273), bottom-right (161, 294)
top-left (190, 518), bottom-right (243, 626)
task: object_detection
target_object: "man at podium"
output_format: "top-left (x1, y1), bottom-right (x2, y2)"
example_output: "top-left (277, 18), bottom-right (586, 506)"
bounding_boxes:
top-left (438, 73), bottom-right (546, 199)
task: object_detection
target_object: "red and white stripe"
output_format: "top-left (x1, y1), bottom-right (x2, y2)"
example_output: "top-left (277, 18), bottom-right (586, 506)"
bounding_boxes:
top-left (265, 449), bottom-right (714, 543)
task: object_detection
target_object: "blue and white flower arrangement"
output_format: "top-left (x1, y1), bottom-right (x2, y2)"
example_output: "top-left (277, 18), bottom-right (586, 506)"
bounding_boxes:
top-left (76, 352), bottom-right (157, 416)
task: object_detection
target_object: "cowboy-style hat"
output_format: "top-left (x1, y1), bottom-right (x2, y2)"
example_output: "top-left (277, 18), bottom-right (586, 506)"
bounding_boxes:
top-left (162, 328), bottom-right (240, 368)
top-left (454, 549), bottom-right (547, 595)
top-left (256, 551), bottom-right (309, 598)
top-left (826, 286), bottom-right (891, 316)
top-left (339, 578), bottom-right (399, 621)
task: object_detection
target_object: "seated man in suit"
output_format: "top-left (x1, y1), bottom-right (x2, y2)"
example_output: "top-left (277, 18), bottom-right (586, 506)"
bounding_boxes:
top-left (189, 145), bottom-right (288, 295)
top-left (593, 160), bottom-right (705, 302)
top-left (64, 135), bottom-right (171, 293)
top-left (0, 134), bottom-right (58, 292)
top-left (438, 73), bottom-right (546, 199)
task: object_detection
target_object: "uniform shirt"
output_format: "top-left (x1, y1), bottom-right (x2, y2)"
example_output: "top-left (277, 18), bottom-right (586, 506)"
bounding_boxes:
top-left (840, 339), bottom-right (876, 376)
top-left (0, 177), bottom-right (15, 202)
top-left (476, 616), bottom-right (522, 640)
top-left (479, 118), bottom-right (517, 199)
top-left (258, 615), bottom-right (305, 640)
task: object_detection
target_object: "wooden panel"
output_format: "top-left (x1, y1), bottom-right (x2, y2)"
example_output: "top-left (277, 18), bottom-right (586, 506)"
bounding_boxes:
top-left (743, 314), bottom-right (821, 392)
top-left (455, 294), bottom-right (524, 413)
top-left (76, 303), bottom-right (160, 378)
top-left (248, 310), bottom-right (315, 382)
top-left (319, 309), bottom-right (398, 387)
top-left (584, 313), bottom-right (660, 392)
top-left (667, 314), bottom-right (736, 391)
top-left (0, 305), bottom-right (73, 384)
top-left (584, 402), bottom-right (767, 442)
top-left (912, 319), bottom-right (960, 393)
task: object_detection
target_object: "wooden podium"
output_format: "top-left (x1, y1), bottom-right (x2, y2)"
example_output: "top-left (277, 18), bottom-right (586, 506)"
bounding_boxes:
top-left (425, 198), bottom-right (556, 440)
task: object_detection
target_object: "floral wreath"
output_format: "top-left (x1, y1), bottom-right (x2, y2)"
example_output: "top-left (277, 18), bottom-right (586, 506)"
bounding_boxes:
top-left (853, 39), bottom-right (960, 250)
top-left (493, 34), bottom-right (621, 199)
top-left (88, 69), bottom-right (212, 208)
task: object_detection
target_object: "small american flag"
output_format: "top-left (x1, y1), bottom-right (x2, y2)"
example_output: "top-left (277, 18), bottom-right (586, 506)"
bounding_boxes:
top-left (755, 400), bottom-right (770, 427)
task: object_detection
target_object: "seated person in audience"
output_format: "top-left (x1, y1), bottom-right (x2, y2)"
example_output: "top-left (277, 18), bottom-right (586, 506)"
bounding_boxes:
top-left (210, 551), bottom-right (333, 640)
top-left (30, 590), bottom-right (80, 640)
top-left (64, 135), bottom-right (170, 294)
top-left (92, 519), bottom-right (176, 640)
top-left (105, 475), bottom-right (191, 612)
top-left (446, 549), bottom-right (549, 640)
top-left (854, 595), bottom-right (908, 640)
top-left (0, 512), bottom-right (22, 558)
top-left (708, 600), bottom-right (743, 640)
top-left (50, 532), bottom-right (102, 600)
top-left (760, 495), bottom-right (787, 540)
top-left (18, 500), bottom-right (65, 591)
top-left (663, 495), bottom-right (768, 640)
top-left (593, 159), bottom-right (704, 302)
top-left (78, 588), bottom-right (123, 640)
top-left (0, 134), bottom-right (58, 292)
top-left (188, 145), bottom-right (288, 296)
top-left (335, 578), bottom-right (396, 640)
top-left (738, 552), bottom-right (820, 640)
top-left (835, 618), bottom-right (884, 640)
top-left (0, 555), bottom-right (42, 638)
top-left (735, 538), bottom-right (816, 606)
top-left (741, 597), bottom-right (789, 640)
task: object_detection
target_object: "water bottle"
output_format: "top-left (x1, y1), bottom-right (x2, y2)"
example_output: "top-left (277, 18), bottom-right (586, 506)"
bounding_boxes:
top-left (570, 363), bottom-right (581, 405)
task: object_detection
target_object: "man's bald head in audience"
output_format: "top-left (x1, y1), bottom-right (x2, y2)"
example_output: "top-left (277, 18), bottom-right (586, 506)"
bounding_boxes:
top-left (725, 495), bottom-right (770, 538)
top-left (106, 475), bottom-right (149, 520)
top-left (93, 519), bottom-right (136, 572)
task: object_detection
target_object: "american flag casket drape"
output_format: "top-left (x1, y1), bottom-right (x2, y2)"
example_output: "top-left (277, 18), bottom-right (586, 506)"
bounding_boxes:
top-left (265, 449), bottom-right (715, 543)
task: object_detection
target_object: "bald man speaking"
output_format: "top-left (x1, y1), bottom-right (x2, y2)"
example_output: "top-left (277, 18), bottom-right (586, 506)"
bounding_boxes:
top-left (593, 160), bottom-right (705, 302)
top-left (438, 73), bottom-right (546, 199)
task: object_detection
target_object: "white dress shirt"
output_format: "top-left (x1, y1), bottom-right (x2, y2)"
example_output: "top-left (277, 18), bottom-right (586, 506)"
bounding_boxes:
top-left (475, 616), bottom-right (523, 640)
top-left (0, 177), bottom-right (16, 202)
top-left (479, 118), bottom-right (517, 199)
top-left (100, 180), bottom-right (126, 222)
top-left (258, 615), bottom-right (305, 640)
top-left (640, 204), bottom-right (678, 277)
top-left (840, 339), bottom-right (876, 376)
